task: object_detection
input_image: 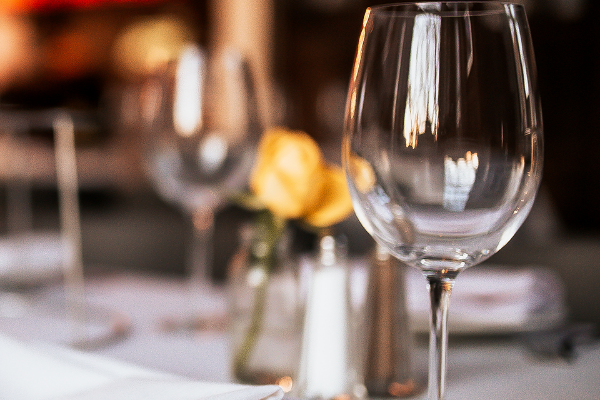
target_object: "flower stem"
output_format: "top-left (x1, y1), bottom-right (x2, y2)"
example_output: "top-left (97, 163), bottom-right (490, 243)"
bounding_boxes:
top-left (233, 270), bottom-right (270, 379)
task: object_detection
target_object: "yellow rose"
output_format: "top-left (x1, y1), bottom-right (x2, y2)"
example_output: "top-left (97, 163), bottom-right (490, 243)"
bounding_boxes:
top-left (250, 127), bottom-right (354, 227)
top-left (303, 164), bottom-right (354, 228)
top-left (250, 128), bottom-right (325, 219)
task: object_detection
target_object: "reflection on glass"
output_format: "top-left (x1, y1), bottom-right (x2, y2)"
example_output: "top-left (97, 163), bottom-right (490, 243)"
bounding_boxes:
top-left (404, 13), bottom-right (441, 148)
top-left (174, 44), bottom-right (204, 136)
top-left (443, 152), bottom-right (478, 212)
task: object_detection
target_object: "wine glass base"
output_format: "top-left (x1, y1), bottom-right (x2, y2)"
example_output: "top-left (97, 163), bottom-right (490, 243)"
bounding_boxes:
top-left (0, 290), bottom-right (130, 350)
top-left (156, 279), bottom-right (230, 333)
top-left (366, 378), bottom-right (426, 398)
top-left (156, 313), bottom-right (229, 333)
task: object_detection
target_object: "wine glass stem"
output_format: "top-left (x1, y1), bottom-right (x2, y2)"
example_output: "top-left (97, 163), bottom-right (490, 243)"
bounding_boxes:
top-left (189, 207), bottom-right (216, 292)
top-left (427, 275), bottom-right (455, 400)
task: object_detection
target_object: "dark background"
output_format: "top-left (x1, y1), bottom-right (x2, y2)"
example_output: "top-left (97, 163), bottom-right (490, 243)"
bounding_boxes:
top-left (0, 0), bottom-right (598, 326)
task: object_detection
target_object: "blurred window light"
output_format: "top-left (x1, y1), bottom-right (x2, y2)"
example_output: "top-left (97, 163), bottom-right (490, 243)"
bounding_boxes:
top-left (0, 0), bottom-right (164, 13)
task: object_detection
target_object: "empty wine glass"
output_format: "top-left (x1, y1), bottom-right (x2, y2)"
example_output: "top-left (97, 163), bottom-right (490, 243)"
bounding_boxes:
top-left (140, 44), bottom-right (261, 327)
top-left (343, 3), bottom-right (543, 399)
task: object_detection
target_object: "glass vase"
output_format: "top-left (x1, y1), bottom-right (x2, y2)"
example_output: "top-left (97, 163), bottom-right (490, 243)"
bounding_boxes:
top-left (229, 212), bottom-right (304, 392)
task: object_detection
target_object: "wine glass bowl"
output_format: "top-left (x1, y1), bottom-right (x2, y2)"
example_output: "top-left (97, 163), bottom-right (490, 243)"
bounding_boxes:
top-left (343, 2), bottom-right (542, 398)
top-left (347, 141), bottom-right (541, 274)
top-left (143, 45), bottom-right (260, 218)
top-left (344, 1), bottom-right (542, 276)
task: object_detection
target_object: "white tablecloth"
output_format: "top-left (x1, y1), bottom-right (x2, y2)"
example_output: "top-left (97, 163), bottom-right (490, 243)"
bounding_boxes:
top-left (1, 273), bottom-right (599, 400)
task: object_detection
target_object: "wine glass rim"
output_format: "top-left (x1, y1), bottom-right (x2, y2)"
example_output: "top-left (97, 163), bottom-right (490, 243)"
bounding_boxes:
top-left (367, 1), bottom-right (524, 16)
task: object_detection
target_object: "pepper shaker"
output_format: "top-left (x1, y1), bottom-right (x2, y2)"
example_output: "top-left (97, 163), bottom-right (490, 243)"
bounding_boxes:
top-left (364, 243), bottom-right (419, 397)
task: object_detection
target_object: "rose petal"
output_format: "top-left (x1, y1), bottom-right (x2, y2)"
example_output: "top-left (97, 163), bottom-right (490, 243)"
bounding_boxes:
top-left (250, 128), bottom-right (325, 219)
top-left (303, 164), bottom-right (353, 228)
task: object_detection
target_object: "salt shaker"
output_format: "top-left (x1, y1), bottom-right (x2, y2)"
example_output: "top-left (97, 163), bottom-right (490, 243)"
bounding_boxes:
top-left (295, 235), bottom-right (366, 400)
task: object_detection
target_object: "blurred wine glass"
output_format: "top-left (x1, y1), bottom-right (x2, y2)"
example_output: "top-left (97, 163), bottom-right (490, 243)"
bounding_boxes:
top-left (0, 109), bottom-right (130, 349)
top-left (139, 44), bottom-right (261, 326)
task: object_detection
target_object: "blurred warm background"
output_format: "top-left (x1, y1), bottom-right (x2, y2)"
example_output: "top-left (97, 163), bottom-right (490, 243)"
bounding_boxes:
top-left (0, 0), bottom-right (599, 327)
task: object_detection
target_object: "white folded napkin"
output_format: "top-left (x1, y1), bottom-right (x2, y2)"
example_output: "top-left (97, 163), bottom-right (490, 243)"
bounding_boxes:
top-left (310, 257), bottom-right (567, 335)
top-left (54, 379), bottom-right (284, 400)
top-left (405, 265), bottom-right (567, 334)
top-left (0, 334), bottom-right (283, 400)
